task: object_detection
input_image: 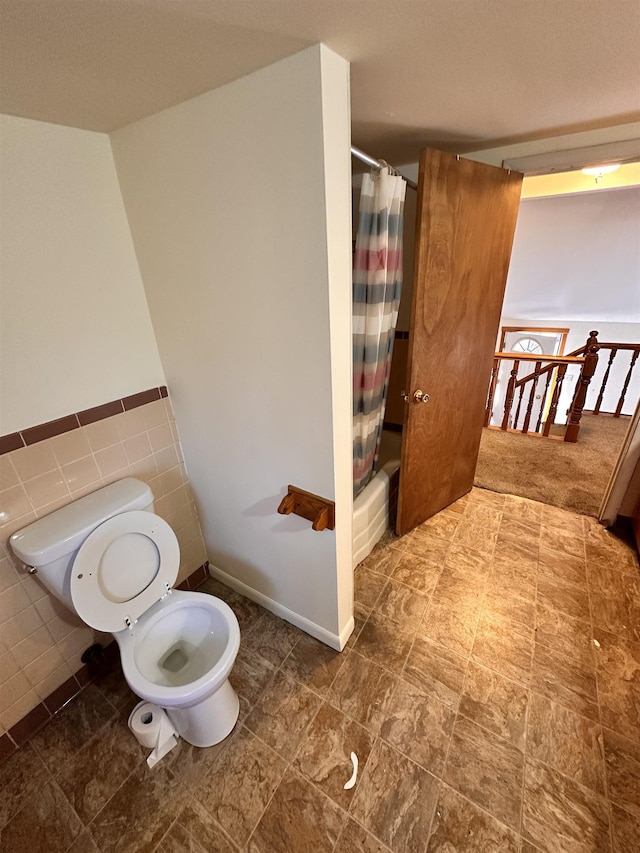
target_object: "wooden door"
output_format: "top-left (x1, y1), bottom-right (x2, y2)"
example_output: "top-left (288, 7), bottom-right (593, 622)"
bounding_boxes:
top-left (397, 149), bottom-right (523, 535)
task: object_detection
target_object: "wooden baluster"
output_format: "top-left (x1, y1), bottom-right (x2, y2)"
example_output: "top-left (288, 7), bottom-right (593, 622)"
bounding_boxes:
top-left (536, 368), bottom-right (553, 433)
top-left (501, 360), bottom-right (519, 430)
top-left (614, 348), bottom-right (639, 417)
top-left (593, 347), bottom-right (617, 414)
top-left (514, 384), bottom-right (525, 430)
top-left (565, 344), bottom-right (600, 442)
top-left (484, 357), bottom-right (500, 426)
top-left (543, 364), bottom-right (566, 436)
top-left (522, 360), bottom-right (541, 434)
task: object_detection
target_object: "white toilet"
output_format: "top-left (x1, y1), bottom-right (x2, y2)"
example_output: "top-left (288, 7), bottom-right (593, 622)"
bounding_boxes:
top-left (10, 478), bottom-right (240, 748)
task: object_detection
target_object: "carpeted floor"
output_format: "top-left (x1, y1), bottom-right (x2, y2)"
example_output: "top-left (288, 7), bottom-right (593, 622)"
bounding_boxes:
top-left (474, 413), bottom-right (631, 517)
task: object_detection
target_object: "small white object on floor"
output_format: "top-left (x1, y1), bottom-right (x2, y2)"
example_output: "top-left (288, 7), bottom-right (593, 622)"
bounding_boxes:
top-left (128, 701), bottom-right (180, 768)
top-left (593, 639), bottom-right (601, 649)
top-left (344, 751), bottom-right (359, 789)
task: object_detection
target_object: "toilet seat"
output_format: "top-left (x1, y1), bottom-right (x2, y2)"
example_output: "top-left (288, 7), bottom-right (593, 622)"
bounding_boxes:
top-left (70, 510), bottom-right (179, 632)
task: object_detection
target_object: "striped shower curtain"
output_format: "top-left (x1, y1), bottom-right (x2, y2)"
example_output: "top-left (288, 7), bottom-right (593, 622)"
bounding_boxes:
top-left (353, 168), bottom-right (406, 498)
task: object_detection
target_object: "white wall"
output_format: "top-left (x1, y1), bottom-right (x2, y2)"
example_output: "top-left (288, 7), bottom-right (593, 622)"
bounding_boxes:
top-left (320, 52), bottom-right (355, 635)
top-left (111, 45), bottom-right (353, 648)
top-left (503, 189), bottom-right (640, 323)
top-left (0, 115), bottom-right (165, 434)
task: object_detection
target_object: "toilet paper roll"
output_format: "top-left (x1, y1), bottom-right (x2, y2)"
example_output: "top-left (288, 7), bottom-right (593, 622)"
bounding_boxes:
top-left (128, 701), bottom-right (177, 753)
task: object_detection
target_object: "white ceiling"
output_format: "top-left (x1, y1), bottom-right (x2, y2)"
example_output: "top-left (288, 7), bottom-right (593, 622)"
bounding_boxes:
top-left (1, 0), bottom-right (639, 163)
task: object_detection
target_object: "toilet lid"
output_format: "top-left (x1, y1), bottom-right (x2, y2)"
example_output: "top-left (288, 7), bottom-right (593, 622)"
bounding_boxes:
top-left (70, 511), bottom-right (179, 632)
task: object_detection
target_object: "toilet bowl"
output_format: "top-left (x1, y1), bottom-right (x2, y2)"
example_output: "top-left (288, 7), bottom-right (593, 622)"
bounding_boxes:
top-left (115, 590), bottom-right (240, 746)
top-left (10, 478), bottom-right (240, 748)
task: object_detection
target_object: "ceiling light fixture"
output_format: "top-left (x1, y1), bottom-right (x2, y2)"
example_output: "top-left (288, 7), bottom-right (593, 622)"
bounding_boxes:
top-left (502, 139), bottom-right (639, 175)
top-left (581, 163), bottom-right (621, 183)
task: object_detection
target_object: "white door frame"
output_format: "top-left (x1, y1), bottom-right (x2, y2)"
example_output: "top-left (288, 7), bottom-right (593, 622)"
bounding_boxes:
top-left (599, 396), bottom-right (640, 525)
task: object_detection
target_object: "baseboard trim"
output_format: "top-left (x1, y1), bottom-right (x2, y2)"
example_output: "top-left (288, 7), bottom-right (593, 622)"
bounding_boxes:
top-left (337, 614), bottom-right (356, 651)
top-left (207, 563), bottom-right (353, 652)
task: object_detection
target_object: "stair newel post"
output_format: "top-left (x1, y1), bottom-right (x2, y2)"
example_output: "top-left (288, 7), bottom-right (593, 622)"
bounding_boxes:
top-left (543, 364), bottom-right (566, 437)
top-left (485, 357), bottom-right (500, 427)
top-left (568, 330), bottom-right (598, 411)
top-left (565, 342), bottom-right (600, 443)
top-left (501, 359), bottom-right (519, 431)
top-left (522, 360), bottom-right (541, 434)
top-left (583, 329), bottom-right (599, 354)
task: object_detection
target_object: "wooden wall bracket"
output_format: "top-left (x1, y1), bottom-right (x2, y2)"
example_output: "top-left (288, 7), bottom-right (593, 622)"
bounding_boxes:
top-left (277, 486), bottom-right (335, 531)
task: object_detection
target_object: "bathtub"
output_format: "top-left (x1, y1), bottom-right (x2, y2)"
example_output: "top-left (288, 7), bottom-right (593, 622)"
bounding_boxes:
top-left (353, 459), bottom-right (400, 569)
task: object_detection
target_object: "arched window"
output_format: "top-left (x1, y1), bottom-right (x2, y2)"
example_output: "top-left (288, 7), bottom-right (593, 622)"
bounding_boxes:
top-left (512, 337), bottom-right (543, 355)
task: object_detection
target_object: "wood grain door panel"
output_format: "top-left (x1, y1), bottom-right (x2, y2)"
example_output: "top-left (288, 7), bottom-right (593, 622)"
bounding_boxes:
top-left (397, 149), bottom-right (523, 535)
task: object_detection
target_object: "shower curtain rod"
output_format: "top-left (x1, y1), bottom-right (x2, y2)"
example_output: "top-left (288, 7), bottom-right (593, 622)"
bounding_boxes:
top-left (350, 145), bottom-right (418, 190)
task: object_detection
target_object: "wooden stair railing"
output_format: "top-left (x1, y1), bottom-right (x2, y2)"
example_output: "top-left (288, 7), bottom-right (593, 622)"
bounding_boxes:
top-left (565, 330), bottom-right (639, 421)
top-left (486, 329), bottom-right (639, 442)
top-left (611, 345), bottom-right (640, 416)
top-left (485, 352), bottom-right (587, 440)
top-left (584, 341), bottom-right (639, 417)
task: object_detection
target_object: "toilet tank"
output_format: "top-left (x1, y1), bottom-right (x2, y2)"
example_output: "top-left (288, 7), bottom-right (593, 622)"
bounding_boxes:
top-left (10, 478), bottom-right (155, 611)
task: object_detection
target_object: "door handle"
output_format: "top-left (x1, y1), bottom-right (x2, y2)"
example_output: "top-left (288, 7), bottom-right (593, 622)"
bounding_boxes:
top-left (401, 390), bottom-right (430, 404)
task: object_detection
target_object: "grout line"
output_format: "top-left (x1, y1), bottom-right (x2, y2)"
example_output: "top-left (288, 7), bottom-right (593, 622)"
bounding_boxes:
top-left (50, 775), bottom-right (88, 853)
top-left (439, 778), bottom-right (523, 843)
top-left (443, 500), bottom-right (533, 846)
top-left (39, 701), bottom-right (145, 847)
top-left (520, 516), bottom-right (544, 845)
top-left (150, 813), bottom-right (182, 853)
top-left (521, 738), bottom-right (611, 802)
top-left (83, 757), bottom-right (147, 844)
top-left (585, 524), bottom-right (617, 853)
top-left (341, 728), bottom-right (441, 848)
top-left (240, 719), bottom-right (327, 849)
top-left (240, 595), bottom-right (391, 851)
top-left (409, 509), bottom-right (491, 847)
top-left (331, 818), bottom-right (394, 853)
top-left (520, 522), bottom-right (542, 842)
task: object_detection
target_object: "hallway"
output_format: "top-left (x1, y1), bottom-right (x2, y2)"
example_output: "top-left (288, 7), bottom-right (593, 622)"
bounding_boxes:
top-left (1, 488), bottom-right (638, 851)
top-left (474, 413), bottom-right (631, 516)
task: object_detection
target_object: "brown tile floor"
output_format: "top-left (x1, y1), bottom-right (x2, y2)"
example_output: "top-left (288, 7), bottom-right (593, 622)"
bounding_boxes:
top-left (1, 487), bottom-right (639, 852)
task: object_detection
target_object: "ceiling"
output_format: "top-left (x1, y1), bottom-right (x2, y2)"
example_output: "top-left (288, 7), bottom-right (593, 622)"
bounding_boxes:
top-left (1, 0), bottom-right (639, 164)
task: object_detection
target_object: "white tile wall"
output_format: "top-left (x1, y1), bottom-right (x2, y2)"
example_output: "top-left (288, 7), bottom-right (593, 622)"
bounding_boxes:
top-left (0, 397), bottom-right (207, 734)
